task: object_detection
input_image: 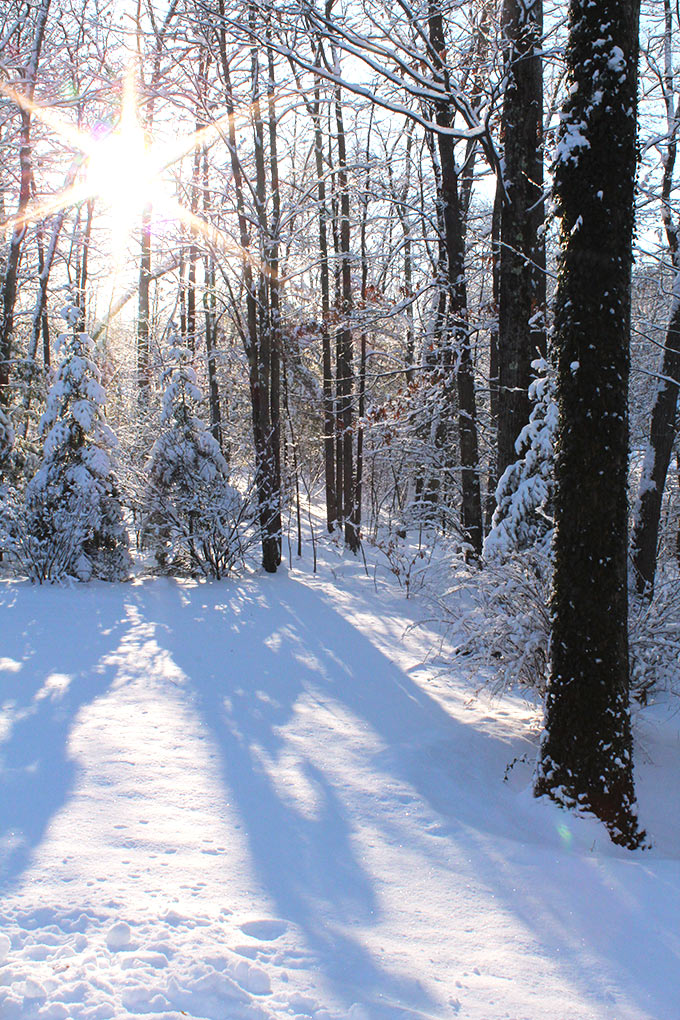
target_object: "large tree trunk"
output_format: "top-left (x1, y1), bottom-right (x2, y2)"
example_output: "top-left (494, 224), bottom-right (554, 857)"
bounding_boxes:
top-left (535, 0), bottom-right (644, 849)
top-left (497, 0), bottom-right (545, 480)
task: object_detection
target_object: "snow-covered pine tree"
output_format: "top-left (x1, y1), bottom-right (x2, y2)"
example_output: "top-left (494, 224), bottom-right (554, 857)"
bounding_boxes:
top-left (0, 405), bottom-right (15, 558)
top-left (142, 336), bottom-right (243, 578)
top-left (0, 405), bottom-right (14, 481)
top-left (484, 357), bottom-right (556, 560)
top-left (21, 296), bottom-right (130, 582)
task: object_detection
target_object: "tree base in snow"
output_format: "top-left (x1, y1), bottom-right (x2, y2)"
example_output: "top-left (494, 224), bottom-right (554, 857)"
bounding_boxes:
top-left (534, 761), bottom-right (646, 850)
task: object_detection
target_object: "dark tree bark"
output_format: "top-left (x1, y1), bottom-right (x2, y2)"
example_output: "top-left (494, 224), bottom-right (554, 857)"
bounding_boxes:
top-left (534, 0), bottom-right (644, 848)
top-left (497, 0), bottom-right (546, 481)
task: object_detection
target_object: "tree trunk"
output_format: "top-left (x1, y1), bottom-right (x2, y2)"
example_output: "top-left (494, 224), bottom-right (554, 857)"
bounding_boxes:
top-left (216, 3), bottom-right (280, 572)
top-left (200, 96), bottom-right (223, 449)
top-left (429, 2), bottom-right (483, 555)
top-left (334, 79), bottom-right (359, 552)
top-left (137, 203), bottom-right (151, 390)
top-left (497, 0), bottom-right (545, 480)
top-left (0, 0), bottom-right (51, 400)
top-left (135, 0), bottom-right (178, 389)
top-left (266, 42), bottom-right (283, 553)
top-left (487, 180), bottom-right (502, 527)
top-left (354, 113), bottom-right (373, 543)
top-left (631, 281), bottom-right (680, 594)
top-left (534, 0), bottom-right (644, 849)
top-left (311, 72), bottom-right (337, 532)
top-left (76, 199), bottom-right (94, 332)
top-left (630, 0), bottom-right (680, 597)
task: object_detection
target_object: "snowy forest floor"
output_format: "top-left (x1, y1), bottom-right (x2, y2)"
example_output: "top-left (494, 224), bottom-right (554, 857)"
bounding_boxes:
top-left (0, 538), bottom-right (679, 1020)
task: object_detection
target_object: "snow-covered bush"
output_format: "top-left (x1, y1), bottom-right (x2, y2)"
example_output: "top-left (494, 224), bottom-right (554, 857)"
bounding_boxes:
top-left (141, 339), bottom-right (247, 578)
top-left (0, 405), bottom-right (15, 560)
top-left (428, 551), bottom-right (552, 694)
top-left (10, 297), bottom-right (130, 583)
top-left (629, 571), bottom-right (680, 702)
top-left (426, 359), bottom-right (556, 693)
top-left (371, 525), bottom-right (440, 598)
top-left (485, 358), bottom-right (557, 560)
top-left (430, 547), bottom-right (679, 702)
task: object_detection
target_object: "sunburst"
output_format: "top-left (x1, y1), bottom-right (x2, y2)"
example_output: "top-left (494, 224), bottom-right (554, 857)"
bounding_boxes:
top-left (0, 61), bottom-right (253, 264)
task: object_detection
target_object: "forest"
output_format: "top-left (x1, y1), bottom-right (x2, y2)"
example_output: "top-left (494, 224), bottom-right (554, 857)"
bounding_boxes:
top-left (0, 1), bottom-right (679, 1017)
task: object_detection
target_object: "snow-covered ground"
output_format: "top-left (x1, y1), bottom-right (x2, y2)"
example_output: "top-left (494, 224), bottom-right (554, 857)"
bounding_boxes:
top-left (1, 543), bottom-right (678, 1020)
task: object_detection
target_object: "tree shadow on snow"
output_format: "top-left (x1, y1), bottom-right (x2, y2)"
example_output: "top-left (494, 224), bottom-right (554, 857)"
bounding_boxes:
top-left (150, 573), bottom-right (447, 1016)
top-left (153, 571), bottom-right (679, 1020)
top-left (0, 582), bottom-right (131, 893)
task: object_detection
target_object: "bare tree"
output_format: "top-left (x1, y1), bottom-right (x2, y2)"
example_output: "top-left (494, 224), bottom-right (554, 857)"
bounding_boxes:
top-left (496, 0), bottom-right (546, 481)
top-left (0, 0), bottom-right (51, 401)
top-left (631, 0), bottom-right (680, 597)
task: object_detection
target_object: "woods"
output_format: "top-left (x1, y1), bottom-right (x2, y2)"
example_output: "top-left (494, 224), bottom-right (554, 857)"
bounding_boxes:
top-left (0, 0), bottom-right (678, 848)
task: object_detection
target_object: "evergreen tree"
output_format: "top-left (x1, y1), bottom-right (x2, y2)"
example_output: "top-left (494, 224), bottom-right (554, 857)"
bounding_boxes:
top-left (142, 336), bottom-right (243, 578)
top-left (22, 296), bottom-right (130, 582)
top-left (485, 358), bottom-right (556, 560)
top-left (0, 405), bottom-right (14, 482)
top-left (534, 0), bottom-right (644, 847)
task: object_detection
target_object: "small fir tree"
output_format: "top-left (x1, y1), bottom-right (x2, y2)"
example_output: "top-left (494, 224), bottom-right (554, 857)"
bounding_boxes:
top-left (0, 405), bottom-right (14, 478)
top-left (21, 296), bottom-right (130, 582)
top-left (485, 358), bottom-right (557, 560)
top-left (142, 337), bottom-right (243, 578)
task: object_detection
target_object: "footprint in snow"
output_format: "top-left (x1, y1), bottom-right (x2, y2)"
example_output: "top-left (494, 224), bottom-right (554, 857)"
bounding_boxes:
top-left (239, 919), bottom-right (288, 941)
top-left (233, 959), bottom-right (272, 995)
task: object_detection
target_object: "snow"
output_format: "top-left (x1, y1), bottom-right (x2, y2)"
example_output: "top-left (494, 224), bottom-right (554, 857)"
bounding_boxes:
top-left (555, 118), bottom-right (590, 166)
top-left (1, 546), bottom-right (679, 1020)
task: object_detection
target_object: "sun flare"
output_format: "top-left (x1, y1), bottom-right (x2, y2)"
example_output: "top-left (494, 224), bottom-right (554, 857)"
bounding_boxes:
top-left (85, 119), bottom-right (154, 217)
top-left (0, 61), bottom-right (256, 273)
top-left (82, 64), bottom-right (164, 251)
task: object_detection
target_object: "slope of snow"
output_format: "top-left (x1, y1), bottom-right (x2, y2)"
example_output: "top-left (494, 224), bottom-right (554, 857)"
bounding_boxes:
top-left (0, 545), bottom-right (678, 1020)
